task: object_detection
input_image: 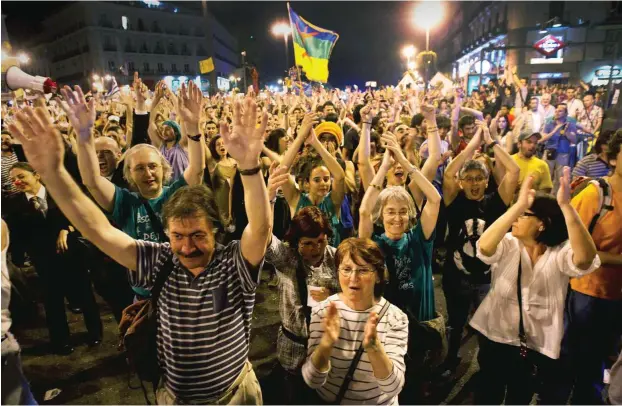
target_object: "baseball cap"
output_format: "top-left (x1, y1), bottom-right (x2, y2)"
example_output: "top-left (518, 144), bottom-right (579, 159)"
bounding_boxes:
top-left (518, 132), bottom-right (542, 142)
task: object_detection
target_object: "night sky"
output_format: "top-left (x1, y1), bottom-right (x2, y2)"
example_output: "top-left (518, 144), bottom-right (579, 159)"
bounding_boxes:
top-left (2, 1), bottom-right (426, 87)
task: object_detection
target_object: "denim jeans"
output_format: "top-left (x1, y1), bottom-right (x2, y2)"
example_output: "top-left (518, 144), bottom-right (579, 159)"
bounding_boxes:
top-left (442, 266), bottom-right (490, 361)
top-left (561, 289), bottom-right (622, 405)
top-left (1, 334), bottom-right (37, 405)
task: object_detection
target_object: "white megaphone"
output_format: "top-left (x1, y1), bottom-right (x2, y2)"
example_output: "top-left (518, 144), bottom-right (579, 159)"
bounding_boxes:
top-left (5, 66), bottom-right (58, 94)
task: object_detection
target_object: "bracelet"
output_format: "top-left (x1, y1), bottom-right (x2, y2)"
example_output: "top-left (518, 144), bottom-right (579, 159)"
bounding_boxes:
top-left (188, 134), bottom-right (202, 142)
top-left (362, 121), bottom-right (373, 125)
top-left (369, 183), bottom-right (382, 191)
top-left (427, 126), bottom-right (438, 131)
top-left (239, 166), bottom-right (262, 176)
top-left (408, 167), bottom-right (419, 176)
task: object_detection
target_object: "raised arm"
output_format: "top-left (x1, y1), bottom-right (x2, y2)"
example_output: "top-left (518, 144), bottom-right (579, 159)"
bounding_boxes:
top-left (9, 106), bottom-right (137, 271)
top-left (61, 86), bottom-right (116, 212)
top-left (557, 167), bottom-right (598, 269)
top-left (220, 96), bottom-right (272, 267)
top-left (383, 134), bottom-right (441, 240)
top-left (176, 81), bottom-right (206, 186)
top-left (411, 104), bottom-right (442, 207)
top-left (442, 128), bottom-right (483, 206)
top-left (481, 124), bottom-right (519, 206)
top-left (450, 93), bottom-right (462, 150)
top-left (357, 105), bottom-right (376, 192)
top-left (359, 152), bottom-right (393, 239)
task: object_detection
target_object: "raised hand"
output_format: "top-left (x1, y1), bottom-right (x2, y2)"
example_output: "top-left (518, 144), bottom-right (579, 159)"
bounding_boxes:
top-left (267, 162), bottom-right (289, 201)
top-left (320, 301), bottom-right (341, 348)
top-left (132, 72), bottom-right (148, 110)
top-left (177, 81), bottom-right (202, 133)
top-left (557, 166), bottom-right (572, 207)
top-left (59, 85), bottom-right (95, 143)
top-left (381, 132), bottom-right (407, 166)
top-left (360, 104), bottom-right (376, 124)
top-left (363, 312), bottom-right (381, 351)
top-left (517, 174), bottom-right (536, 211)
top-left (298, 112), bottom-right (320, 140)
top-left (8, 105), bottom-right (65, 176)
top-left (219, 96), bottom-right (268, 170)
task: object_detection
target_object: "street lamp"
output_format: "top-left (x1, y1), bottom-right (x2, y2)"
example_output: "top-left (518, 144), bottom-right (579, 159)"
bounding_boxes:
top-left (277, 79), bottom-right (283, 85)
top-left (413, 1), bottom-right (444, 51)
top-left (17, 52), bottom-right (30, 64)
top-left (241, 50), bottom-right (247, 92)
top-left (402, 45), bottom-right (416, 70)
top-left (271, 21), bottom-right (292, 72)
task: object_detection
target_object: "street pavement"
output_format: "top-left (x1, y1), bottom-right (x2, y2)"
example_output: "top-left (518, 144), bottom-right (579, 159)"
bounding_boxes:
top-left (15, 269), bottom-right (481, 405)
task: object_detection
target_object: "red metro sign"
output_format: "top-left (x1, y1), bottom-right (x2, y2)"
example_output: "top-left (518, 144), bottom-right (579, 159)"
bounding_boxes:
top-left (534, 35), bottom-right (565, 56)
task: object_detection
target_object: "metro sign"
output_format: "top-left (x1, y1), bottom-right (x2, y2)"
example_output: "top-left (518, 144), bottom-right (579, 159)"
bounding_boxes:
top-left (534, 35), bottom-right (565, 56)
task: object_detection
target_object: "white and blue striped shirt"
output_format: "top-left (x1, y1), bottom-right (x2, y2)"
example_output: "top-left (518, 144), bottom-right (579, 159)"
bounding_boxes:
top-left (133, 240), bottom-right (261, 401)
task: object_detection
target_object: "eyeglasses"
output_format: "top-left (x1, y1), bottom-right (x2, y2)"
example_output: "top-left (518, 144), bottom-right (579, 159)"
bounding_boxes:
top-left (131, 163), bottom-right (161, 174)
top-left (383, 210), bottom-right (409, 219)
top-left (338, 267), bottom-right (375, 278)
top-left (461, 176), bottom-right (487, 184)
top-left (298, 239), bottom-right (328, 250)
top-left (519, 212), bottom-right (539, 219)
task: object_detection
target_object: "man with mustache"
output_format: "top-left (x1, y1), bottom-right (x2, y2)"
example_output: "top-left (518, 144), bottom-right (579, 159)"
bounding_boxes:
top-left (8, 92), bottom-right (272, 403)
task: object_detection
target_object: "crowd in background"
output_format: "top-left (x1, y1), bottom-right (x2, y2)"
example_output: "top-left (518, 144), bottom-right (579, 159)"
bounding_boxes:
top-left (1, 64), bottom-right (621, 405)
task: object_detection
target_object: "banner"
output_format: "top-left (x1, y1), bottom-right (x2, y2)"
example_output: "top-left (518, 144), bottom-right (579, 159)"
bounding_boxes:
top-left (199, 57), bottom-right (215, 74)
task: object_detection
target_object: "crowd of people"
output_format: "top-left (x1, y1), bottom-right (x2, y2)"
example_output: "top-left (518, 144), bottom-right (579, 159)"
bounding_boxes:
top-left (1, 65), bottom-right (621, 405)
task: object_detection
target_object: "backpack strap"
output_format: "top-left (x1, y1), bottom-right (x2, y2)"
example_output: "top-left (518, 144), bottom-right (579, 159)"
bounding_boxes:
top-left (294, 256), bottom-right (311, 330)
top-left (587, 179), bottom-right (614, 234)
top-left (140, 198), bottom-right (169, 243)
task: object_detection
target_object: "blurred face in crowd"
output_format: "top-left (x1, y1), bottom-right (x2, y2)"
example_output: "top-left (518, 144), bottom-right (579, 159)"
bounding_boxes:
top-left (382, 197), bottom-right (410, 239)
top-left (160, 124), bottom-right (176, 143)
top-left (541, 93), bottom-right (551, 107)
top-left (554, 105), bottom-right (568, 120)
top-left (498, 116), bottom-right (508, 131)
top-left (95, 137), bottom-right (121, 177)
top-left (500, 105), bottom-right (509, 116)
top-left (520, 78), bottom-right (528, 87)
top-left (319, 133), bottom-right (338, 155)
top-left (293, 108), bottom-right (304, 122)
top-left (386, 163), bottom-right (406, 187)
top-left (529, 97), bottom-right (539, 112)
top-left (462, 123), bottom-right (477, 139)
top-left (215, 137), bottom-right (228, 159)
top-left (440, 101), bottom-right (448, 110)
top-left (459, 169), bottom-right (488, 201)
top-left (204, 122), bottom-right (218, 139)
top-left (298, 233), bottom-right (328, 266)
top-left (128, 148), bottom-right (164, 198)
top-left (288, 114), bottom-right (298, 128)
top-left (323, 104), bottom-right (336, 116)
top-left (395, 125), bottom-right (409, 145)
top-left (9, 168), bottom-right (41, 195)
top-left (504, 87), bottom-right (512, 97)
top-left (278, 134), bottom-right (293, 155)
top-left (519, 135), bottom-right (539, 158)
top-left (438, 126), bottom-right (449, 140)
top-left (206, 107), bottom-right (215, 118)
top-left (583, 94), bottom-right (594, 109)
top-left (338, 254), bottom-right (378, 306)
top-left (511, 209), bottom-right (543, 241)
top-left (566, 88), bottom-right (575, 100)
top-left (168, 215), bottom-right (216, 272)
top-left (305, 166), bottom-right (332, 200)
top-left (1, 134), bottom-right (12, 152)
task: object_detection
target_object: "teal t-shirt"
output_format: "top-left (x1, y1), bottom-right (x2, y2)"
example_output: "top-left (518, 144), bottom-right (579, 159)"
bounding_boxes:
top-left (296, 192), bottom-right (342, 247)
top-left (111, 177), bottom-right (187, 296)
top-left (372, 223), bottom-right (436, 321)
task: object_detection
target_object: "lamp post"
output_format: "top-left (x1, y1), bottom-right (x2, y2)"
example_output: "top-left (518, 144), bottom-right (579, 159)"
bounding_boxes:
top-left (413, 1), bottom-right (444, 90)
top-left (241, 50), bottom-right (247, 92)
top-left (272, 22), bottom-right (292, 73)
top-left (402, 45), bottom-right (416, 71)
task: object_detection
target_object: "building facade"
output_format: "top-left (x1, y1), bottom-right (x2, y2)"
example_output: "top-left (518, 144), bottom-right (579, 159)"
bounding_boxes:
top-left (431, 1), bottom-right (622, 93)
top-left (27, 1), bottom-right (239, 92)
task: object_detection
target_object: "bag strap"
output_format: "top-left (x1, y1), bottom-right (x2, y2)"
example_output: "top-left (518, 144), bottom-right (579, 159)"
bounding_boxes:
top-left (140, 198), bottom-right (168, 243)
top-left (151, 251), bottom-right (175, 303)
top-left (335, 300), bottom-right (391, 404)
top-left (294, 256), bottom-right (311, 329)
top-left (588, 179), bottom-right (614, 234)
top-left (517, 257), bottom-right (528, 358)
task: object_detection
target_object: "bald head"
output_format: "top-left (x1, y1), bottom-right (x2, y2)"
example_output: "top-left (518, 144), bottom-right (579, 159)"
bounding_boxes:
top-left (95, 137), bottom-right (121, 177)
top-left (95, 136), bottom-right (121, 155)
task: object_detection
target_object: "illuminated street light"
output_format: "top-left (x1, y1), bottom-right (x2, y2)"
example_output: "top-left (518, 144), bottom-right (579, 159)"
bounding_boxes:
top-left (277, 79), bottom-right (283, 84)
top-left (17, 52), bottom-right (30, 64)
top-left (229, 75), bottom-right (235, 81)
top-left (272, 22), bottom-right (292, 71)
top-left (413, 1), bottom-right (445, 50)
top-left (402, 45), bottom-right (416, 59)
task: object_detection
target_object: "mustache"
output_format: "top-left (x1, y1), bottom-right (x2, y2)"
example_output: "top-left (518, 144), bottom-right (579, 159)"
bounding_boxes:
top-left (180, 250), bottom-right (203, 258)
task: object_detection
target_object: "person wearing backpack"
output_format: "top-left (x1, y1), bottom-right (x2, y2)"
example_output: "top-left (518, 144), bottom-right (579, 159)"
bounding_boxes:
top-left (8, 93), bottom-right (273, 405)
top-left (439, 121), bottom-right (520, 376)
top-left (562, 130), bottom-right (622, 404)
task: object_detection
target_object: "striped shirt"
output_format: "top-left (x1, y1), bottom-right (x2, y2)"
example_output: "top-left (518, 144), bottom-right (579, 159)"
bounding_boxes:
top-left (302, 295), bottom-right (408, 405)
top-left (572, 154), bottom-right (611, 179)
top-left (133, 240), bottom-right (262, 401)
top-left (1, 152), bottom-right (18, 196)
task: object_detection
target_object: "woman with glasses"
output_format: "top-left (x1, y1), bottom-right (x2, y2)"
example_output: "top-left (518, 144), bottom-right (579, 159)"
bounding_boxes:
top-left (358, 130), bottom-right (441, 403)
top-left (302, 238), bottom-right (409, 404)
top-left (472, 168), bottom-right (600, 404)
top-left (264, 201), bottom-right (340, 403)
top-left (438, 122), bottom-right (520, 376)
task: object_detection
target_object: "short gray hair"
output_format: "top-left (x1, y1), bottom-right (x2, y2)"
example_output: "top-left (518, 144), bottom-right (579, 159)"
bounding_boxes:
top-left (123, 144), bottom-right (172, 190)
top-left (459, 160), bottom-right (489, 180)
top-left (372, 186), bottom-right (418, 228)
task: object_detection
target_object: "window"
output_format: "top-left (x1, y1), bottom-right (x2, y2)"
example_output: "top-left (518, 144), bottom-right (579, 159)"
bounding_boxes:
top-left (138, 18), bottom-right (145, 31)
top-left (157, 62), bottom-right (164, 72)
top-left (108, 60), bottom-right (116, 70)
top-left (122, 16), bottom-right (128, 30)
top-left (184, 63), bottom-right (190, 73)
top-left (143, 62), bottom-right (150, 72)
top-left (171, 63), bottom-right (177, 72)
top-left (128, 61), bottom-right (135, 72)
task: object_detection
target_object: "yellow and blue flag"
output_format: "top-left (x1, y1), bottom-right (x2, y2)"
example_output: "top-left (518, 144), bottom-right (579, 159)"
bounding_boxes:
top-left (288, 4), bottom-right (339, 83)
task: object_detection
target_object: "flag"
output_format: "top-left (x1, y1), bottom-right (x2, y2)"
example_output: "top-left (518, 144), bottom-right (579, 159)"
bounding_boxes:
top-left (199, 57), bottom-right (215, 74)
top-left (288, 4), bottom-right (338, 83)
top-left (105, 77), bottom-right (120, 100)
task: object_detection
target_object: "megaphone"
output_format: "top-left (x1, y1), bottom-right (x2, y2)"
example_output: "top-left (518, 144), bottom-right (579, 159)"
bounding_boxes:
top-left (5, 66), bottom-right (58, 94)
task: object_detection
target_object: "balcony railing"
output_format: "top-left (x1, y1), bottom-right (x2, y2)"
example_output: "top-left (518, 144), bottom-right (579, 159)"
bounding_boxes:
top-left (125, 46), bottom-right (137, 53)
top-left (103, 45), bottom-right (117, 52)
top-left (153, 47), bottom-right (166, 54)
top-left (50, 46), bottom-right (90, 63)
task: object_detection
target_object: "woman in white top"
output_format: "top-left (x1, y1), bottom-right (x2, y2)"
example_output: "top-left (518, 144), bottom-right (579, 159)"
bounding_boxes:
top-left (472, 167), bottom-right (600, 405)
top-left (302, 238), bottom-right (409, 405)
